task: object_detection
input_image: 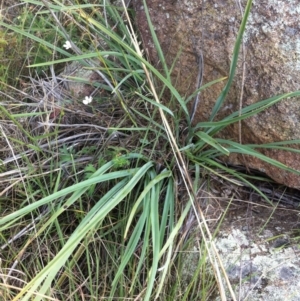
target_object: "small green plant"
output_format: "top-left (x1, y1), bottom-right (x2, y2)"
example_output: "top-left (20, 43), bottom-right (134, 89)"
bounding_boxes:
top-left (1, 0), bottom-right (300, 301)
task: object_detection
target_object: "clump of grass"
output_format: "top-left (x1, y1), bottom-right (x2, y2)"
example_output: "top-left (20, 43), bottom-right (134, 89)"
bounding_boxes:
top-left (1, 0), bottom-right (300, 300)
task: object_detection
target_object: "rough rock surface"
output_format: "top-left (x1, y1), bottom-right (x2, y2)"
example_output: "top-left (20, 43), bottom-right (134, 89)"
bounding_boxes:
top-left (215, 227), bottom-right (300, 301)
top-left (214, 199), bottom-right (300, 301)
top-left (132, 0), bottom-right (300, 188)
top-left (180, 178), bottom-right (300, 300)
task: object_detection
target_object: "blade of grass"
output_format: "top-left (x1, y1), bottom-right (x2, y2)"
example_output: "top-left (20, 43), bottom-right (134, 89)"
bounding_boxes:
top-left (215, 139), bottom-right (300, 175)
top-left (209, 0), bottom-right (252, 121)
top-left (0, 155), bottom-right (146, 228)
top-left (141, 0), bottom-right (171, 83)
top-left (196, 91), bottom-right (300, 134)
top-left (14, 161), bottom-right (154, 301)
top-left (195, 131), bottom-right (230, 156)
top-left (124, 169), bottom-right (171, 238)
top-left (143, 170), bottom-right (161, 301)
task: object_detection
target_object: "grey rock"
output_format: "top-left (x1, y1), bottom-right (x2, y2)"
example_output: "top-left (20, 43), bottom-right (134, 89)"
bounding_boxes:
top-left (272, 238), bottom-right (289, 249)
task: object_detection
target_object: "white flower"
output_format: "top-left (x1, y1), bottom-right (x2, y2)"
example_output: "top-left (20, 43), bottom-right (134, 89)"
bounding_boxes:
top-left (63, 41), bottom-right (72, 50)
top-left (83, 96), bottom-right (93, 105)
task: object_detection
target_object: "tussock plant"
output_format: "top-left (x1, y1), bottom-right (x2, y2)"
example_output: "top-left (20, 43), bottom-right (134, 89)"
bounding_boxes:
top-left (0, 0), bottom-right (300, 300)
